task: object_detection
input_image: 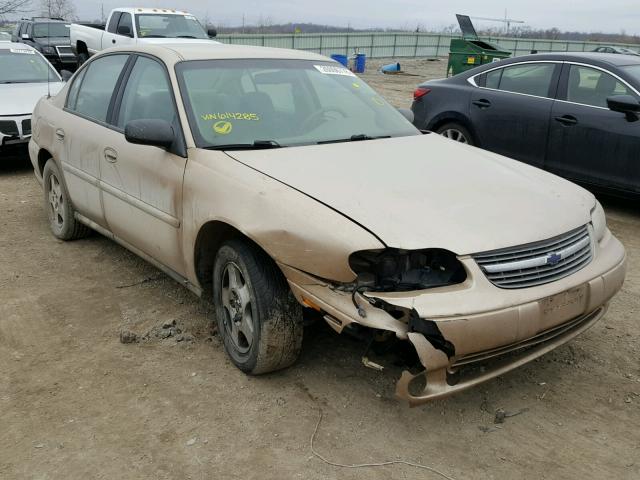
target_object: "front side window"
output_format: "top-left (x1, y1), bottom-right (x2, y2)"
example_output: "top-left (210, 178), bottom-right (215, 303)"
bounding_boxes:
top-left (176, 59), bottom-right (419, 148)
top-left (489, 63), bottom-right (556, 98)
top-left (71, 54), bottom-right (128, 122)
top-left (0, 48), bottom-right (60, 83)
top-left (136, 14), bottom-right (208, 39)
top-left (33, 23), bottom-right (71, 38)
top-left (117, 56), bottom-right (176, 128)
top-left (566, 65), bottom-right (635, 108)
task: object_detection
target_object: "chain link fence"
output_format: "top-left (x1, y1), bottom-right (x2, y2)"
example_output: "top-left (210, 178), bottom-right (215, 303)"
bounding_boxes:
top-left (216, 32), bottom-right (640, 59)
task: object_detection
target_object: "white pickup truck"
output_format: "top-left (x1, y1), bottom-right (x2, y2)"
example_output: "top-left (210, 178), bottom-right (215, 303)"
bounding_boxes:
top-left (70, 7), bottom-right (217, 65)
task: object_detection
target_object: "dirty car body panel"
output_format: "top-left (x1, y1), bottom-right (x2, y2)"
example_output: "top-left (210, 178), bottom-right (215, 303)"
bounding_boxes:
top-left (29, 43), bottom-right (626, 405)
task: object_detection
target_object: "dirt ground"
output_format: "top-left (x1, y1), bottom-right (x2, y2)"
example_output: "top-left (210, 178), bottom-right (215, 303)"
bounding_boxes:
top-left (1, 58), bottom-right (639, 480)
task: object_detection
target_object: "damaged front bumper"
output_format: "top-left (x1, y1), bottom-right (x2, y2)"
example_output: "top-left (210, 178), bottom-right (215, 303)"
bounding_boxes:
top-left (281, 229), bottom-right (626, 406)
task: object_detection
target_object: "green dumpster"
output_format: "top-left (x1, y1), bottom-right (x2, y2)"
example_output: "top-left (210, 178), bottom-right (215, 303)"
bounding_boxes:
top-left (447, 14), bottom-right (511, 76)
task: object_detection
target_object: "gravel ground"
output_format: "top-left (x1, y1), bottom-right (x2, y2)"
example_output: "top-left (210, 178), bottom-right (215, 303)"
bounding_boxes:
top-left (1, 58), bottom-right (639, 480)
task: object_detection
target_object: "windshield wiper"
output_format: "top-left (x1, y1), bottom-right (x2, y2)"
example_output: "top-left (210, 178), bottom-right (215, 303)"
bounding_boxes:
top-left (176, 35), bottom-right (199, 39)
top-left (317, 134), bottom-right (392, 145)
top-left (143, 34), bottom-right (167, 38)
top-left (204, 140), bottom-right (283, 151)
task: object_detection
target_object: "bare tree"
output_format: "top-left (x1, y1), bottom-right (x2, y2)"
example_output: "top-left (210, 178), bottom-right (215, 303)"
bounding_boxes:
top-left (40, 0), bottom-right (76, 20)
top-left (0, 0), bottom-right (31, 16)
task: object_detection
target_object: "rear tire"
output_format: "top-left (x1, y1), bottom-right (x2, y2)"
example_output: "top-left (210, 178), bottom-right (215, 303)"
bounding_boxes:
top-left (436, 122), bottom-right (474, 146)
top-left (42, 160), bottom-right (90, 241)
top-left (213, 239), bottom-right (303, 375)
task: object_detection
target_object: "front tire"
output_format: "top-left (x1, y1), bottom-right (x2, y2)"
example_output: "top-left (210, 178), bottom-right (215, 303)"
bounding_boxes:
top-left (213, 240), bottom-right (303, 375)
top-left (436, 122), bottom-right (474, 145)
top-left (42, 160), bottom-right (90, 240)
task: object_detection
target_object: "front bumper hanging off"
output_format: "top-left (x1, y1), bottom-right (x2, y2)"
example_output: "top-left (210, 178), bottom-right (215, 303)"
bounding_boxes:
top-left (281, 231), bottom-right (627, 406)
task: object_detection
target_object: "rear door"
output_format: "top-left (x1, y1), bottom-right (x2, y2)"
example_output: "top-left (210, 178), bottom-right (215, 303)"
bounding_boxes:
top-left (469, 61), bottom-right (561, 167)
top-left (101, 11), bottom-right (135, 50)
top-left (98, 54), bottom-right (188, 275)
top-left (546, 63), bottom-right (640, 194)
top-left (61, 53), bottom-right (131, 227)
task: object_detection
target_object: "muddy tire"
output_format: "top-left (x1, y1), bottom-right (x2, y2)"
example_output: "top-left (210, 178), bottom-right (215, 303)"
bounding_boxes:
top-left (213, 239), bottom-right (303, 375)
top-left (436, 122), bottom-right (474, 146)
top-left (43, 160), bottom-right (90, 241)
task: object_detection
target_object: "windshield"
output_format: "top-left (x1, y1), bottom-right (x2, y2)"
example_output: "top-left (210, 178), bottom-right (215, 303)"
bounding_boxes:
top-left (0, 48), bottom-right (59, 83)
top-left (176, 59), bottom-right (419, 148)
top-left (33, 23), bottom-right (71, 38)
top-left (136, 14), bottom-right (208, 39)
top-left (621, 65), bottom-right (640, 84)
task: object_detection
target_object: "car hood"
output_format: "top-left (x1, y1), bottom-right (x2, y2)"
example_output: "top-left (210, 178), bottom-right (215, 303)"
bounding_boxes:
top-left (0, 82), bottom-right (64, 115)
top-left (140, 38), bottom-right (220, 45)
top-left (225, 134), bottom-right (595, 255)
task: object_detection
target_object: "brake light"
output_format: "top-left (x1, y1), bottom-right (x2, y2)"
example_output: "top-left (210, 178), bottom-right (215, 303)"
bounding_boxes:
top-left (413, 87), bottom-right (431, 100)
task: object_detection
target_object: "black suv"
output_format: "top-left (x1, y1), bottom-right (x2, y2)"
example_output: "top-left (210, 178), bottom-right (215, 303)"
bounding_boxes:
top-left (11, 17), bottom-right (76, 71)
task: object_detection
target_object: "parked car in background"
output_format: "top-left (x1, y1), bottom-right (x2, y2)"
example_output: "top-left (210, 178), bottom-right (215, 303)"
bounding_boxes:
top-left (0, 31), bottom-right (11, 42)
top-left (29, 44), bottom-right (626, 405)
top-left (1, 42), bottom-right (64, 155)
top-left (593, 46), bottom-right (640, 56)
top-left (412, 53), bottom-right (640, 198)
top-left (11, 17), bottom-right (76, 71)
top-left (70, 7), bottom-right (217, 66)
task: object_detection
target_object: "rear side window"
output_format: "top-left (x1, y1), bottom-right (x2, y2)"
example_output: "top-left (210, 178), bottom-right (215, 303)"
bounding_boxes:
top-left (107, 12), bottom-right (121, 33)
top-left (70, 55), bottom-right (128, 123)
top-left (566, 65), bottom-right (635, 108)
top-left (66, 68), bottom-right (87, 110)
top-left (117, 13), bottom-right (133, 36)
top-left (491, 63), bottom-right (556, 98)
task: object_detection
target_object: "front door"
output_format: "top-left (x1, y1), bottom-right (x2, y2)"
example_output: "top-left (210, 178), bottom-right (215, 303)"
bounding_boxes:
top-left (546, 64), bottom-right (640, 194)
top-left (99, 55), bottom-right (188, 275)
top-left (470, 62), bottom-right (560, 167)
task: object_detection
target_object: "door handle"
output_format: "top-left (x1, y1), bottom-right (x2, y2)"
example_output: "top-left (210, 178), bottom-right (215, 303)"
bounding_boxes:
top-left (554, 115), bottom-right (578, 126)
top-left (104, 148), bottom-right (118, 163)
top-left (55, 129), bottom-right (65, 141)
top-left (472, 99), bottom-right (492, 109)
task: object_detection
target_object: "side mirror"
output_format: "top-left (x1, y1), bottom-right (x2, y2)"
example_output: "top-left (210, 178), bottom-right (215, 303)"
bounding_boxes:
top-left (117, 25), bottom-right (132, 37)
top-left (607, 94), bottom-right (640, 121)
top-left (207, 28), bottom-right (217, 38)
top-left (397, 108), bottom-right (415, 124)
top-left (125, 119), bottom-right (174, 149)
top-left (60, 69), bottom-right (73, 82)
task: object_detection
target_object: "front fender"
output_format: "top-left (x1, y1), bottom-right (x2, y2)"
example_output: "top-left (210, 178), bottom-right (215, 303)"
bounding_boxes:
top-left (182, 149), bottom-right (385, 287)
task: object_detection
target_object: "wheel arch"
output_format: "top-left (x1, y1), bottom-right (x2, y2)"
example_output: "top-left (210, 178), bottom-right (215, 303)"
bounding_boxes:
top-left (428, 112), bottom-right (480, 147)
top-left (76, 40), bottom-right (88, 55)
top-left (37, 148), bottom-right (54, 177)
top-left (193, 220), bottom-right (276, 299)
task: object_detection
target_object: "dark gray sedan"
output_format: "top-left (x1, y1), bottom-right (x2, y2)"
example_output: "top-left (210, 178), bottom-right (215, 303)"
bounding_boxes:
top-left (412, 53), bottom-right (640, 197)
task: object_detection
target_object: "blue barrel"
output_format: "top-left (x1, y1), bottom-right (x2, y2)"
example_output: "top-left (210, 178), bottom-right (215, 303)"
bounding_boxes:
top-left (354, 53), bottom-right (366, 73)
top-left (330, 54), bottom-right (348, 67)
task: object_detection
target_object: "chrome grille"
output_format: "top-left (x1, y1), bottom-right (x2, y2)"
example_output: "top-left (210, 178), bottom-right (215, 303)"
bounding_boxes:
top-left (474, 225), bottom-right (593, 289)
top-left (0, 120), bottom-right (19, 136)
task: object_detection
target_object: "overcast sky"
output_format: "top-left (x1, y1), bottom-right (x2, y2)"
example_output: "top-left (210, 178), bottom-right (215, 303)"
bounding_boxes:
top-left (39, 0), bottom-right (640, 35)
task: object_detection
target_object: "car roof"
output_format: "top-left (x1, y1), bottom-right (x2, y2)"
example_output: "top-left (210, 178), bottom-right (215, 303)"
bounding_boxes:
top-left (494, 52), bottom-right (640, 67)
top-left (104, 42), bottom-right (332, 63)
top-left (114, 7), bottom-right (194, 15)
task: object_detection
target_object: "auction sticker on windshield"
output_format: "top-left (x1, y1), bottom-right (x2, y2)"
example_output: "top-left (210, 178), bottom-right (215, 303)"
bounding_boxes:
top-left (314, 65), bottom-right (356, 77)
top-left (213, 121), bottom-right (233, 135)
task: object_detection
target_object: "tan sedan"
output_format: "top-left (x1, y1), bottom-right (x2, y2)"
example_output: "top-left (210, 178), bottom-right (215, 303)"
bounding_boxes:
top-left (29, 43), bottom-right (626, 405)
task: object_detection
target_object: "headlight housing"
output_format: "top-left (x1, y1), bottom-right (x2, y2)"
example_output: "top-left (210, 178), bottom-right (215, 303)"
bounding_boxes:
top-left (591, 200), bottom-right (607, 242)
top-left (348, 248), bottom-right (467, 292)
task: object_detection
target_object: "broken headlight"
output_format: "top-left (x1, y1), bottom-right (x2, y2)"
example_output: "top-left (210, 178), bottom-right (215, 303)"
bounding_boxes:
top-left (348, 248), bottom-right (467, 292)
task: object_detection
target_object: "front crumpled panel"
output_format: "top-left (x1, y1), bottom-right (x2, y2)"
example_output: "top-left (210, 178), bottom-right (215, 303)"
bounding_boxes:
top-left (182, 149), bottom-right (385, 286)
